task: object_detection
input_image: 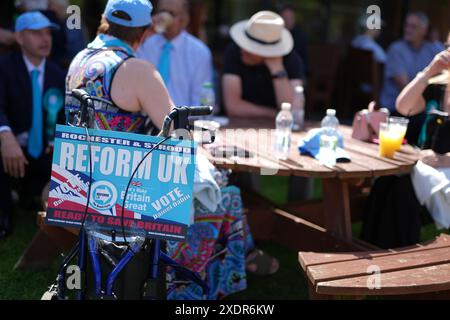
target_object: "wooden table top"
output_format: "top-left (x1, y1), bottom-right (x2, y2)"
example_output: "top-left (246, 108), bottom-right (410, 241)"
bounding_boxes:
top-left (199, 118), bottom-right (421, 179)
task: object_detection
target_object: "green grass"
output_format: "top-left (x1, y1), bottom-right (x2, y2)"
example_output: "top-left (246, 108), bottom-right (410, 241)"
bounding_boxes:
top-left (0, 207), bottom-right (60, 300)
top-left (259, 176), bottom-right (290, 205)
top-left (1, 177), bottom-right (448, 300)
top-left (228, 242), bottom-right (309, 300)
top-left (0, 208), bottom-right (307, 300)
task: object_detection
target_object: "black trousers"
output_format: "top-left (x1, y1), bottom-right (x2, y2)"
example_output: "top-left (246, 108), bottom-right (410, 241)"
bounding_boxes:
top-left (0, 148), bottom-right (52, 229)
top-left (361, 175), bottom-right (433, 249)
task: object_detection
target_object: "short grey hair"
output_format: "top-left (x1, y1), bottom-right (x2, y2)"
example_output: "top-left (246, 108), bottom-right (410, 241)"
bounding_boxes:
top-left (407, 11), bottom-right (429, 28)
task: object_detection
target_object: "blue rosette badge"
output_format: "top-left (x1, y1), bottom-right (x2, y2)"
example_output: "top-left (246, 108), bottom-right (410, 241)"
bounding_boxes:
top-left (43, 88), bottom-right (64, 144)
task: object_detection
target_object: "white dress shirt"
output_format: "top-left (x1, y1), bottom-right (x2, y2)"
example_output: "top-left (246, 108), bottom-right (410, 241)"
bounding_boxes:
top-left (0, 55), bottom-right (46, 145)
top-left (137, 31), bottom-right (213, 106)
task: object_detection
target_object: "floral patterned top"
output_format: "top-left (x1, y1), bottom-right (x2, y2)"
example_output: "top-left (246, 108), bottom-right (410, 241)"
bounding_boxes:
top-left (65, 34), bottom-right (149, 134)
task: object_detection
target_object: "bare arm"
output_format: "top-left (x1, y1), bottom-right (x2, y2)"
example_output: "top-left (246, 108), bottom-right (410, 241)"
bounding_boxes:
top-left (397, 49), bottom-right (450, 116)
top-left (222, 74), bottom-right (277, 118)
top-left (136, 63), bottom-right (174, 130)
top-left (111, 59), bottom-right (174, 131)
top-left (420, 149), bottom-right (450, 168)
top-left (264, 57), bottom-right (301, 108)
top-left (395, 73), bottom-right (428, 116)
top-left (0, 131), bottom-right (28, 178)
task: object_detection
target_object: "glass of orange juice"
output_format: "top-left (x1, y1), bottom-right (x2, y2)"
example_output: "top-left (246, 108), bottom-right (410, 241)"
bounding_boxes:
top-left (388, 117), bottom-right (409, 151)
top-left (379, 123), bottom-right (403, 158)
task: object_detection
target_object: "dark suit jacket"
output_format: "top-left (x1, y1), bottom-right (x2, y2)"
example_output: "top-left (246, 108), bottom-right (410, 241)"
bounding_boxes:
top-left (0, 51), bottom-right (66, 147)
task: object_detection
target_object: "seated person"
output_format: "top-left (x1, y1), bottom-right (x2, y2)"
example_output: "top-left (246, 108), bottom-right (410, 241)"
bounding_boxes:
top-left (396, 48), bottom-right (450, 117)
top-left (66, 4), bottom-right (172, 132)
top-left (380, 12), bottom-right (442, 145)
top-left (361, 49), bottom-right (450, 249)
top-left (351, 16), bottom-right (386, 65)
top-left (136, 0), bottom-right (213, 107)
top-left (222, 11), bottom-right (305, 118)
top-left (0, 12), bottom-right (66, 240)
top-left (64, 0), bottom-right (277, 300)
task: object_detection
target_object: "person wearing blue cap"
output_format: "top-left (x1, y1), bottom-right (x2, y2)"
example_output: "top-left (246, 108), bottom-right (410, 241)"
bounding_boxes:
top-left (0, 11), bottom-right (66, 240)
top-left (65, 0), bottom-right (173, 132)
top-left (64, 0), bottom-right (274, 301)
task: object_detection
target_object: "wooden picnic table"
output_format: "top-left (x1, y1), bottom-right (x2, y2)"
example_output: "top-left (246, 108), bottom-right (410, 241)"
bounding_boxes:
top-left (16, 118), bottom-right (420, 268)
top-left (200, 118), bottom-right (421, 246)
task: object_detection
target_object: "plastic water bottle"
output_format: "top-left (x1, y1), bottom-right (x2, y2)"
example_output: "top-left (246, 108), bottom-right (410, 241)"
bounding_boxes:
top-left (274, 103), bottom-right (294, 160)
top-left (318, 109), bottom-right (340, 167)
top-left (200, 82), bottom-right (216, 115)
top-left (292, 85), bottom-right (305, 132)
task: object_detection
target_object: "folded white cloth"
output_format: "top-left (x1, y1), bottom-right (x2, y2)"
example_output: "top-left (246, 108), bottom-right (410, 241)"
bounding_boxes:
top-left (191, 153), bottom-right (222, 223)
top-left (411, 161), bottom-right (450, 229)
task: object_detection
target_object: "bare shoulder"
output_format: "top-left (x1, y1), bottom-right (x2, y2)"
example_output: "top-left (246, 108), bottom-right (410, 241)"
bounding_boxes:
top-left (120, 57), bottom-right (156, 75)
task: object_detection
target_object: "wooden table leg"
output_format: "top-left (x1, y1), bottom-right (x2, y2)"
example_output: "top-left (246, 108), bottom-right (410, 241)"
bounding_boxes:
top-left (322, 178), bottom-right (353, 241)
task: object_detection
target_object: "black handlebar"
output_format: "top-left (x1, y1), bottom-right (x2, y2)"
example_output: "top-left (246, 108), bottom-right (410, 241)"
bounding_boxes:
top-left (71, 89), bottom-right (91, 104)
top-left (71, 89), bottom-right (93, 127)
top-left (186, 106), bottom-right (214, 117)
top-left (160, 106), bottom-right (213, 138)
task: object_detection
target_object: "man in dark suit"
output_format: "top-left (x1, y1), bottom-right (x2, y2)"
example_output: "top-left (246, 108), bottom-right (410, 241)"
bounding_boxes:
top-left (0, 12), bottom-right (66, 239)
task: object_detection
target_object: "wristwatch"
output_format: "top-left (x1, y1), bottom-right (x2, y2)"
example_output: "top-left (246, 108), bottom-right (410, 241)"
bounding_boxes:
top-left (271, 70), bottom-right (288, 79)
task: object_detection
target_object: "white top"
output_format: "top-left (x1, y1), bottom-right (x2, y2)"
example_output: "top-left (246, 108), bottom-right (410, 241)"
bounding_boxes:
top-left (0, 55), bottom-right (46, 134)
top-left (23, 54), bottom-right (46, 92)
top-left (411, 161), bottom-right (450, 229)
top-left (136, 31), bottom-right (213, 106)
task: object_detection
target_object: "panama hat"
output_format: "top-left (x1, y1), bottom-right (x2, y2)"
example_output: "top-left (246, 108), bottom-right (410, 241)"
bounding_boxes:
top-left (230, 11), bottom-right (294, 58)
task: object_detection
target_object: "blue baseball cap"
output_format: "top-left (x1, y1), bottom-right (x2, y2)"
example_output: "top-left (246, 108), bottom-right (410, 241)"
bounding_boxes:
top-left (298, 128), bottom-right (351, 163)
top-left (15, 11), bottom-right (60, 32)
top-left (104, 0), bottom-right (153, 28)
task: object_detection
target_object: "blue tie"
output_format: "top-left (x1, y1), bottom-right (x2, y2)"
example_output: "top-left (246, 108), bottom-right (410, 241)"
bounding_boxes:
top-left (28, 69), bottom-right (43, 159)
top-left (158, 42), bottom-right (172, 85)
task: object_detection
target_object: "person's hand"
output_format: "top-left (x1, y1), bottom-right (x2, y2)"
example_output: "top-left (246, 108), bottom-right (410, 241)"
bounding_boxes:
top-left (425, 49), bottom-right (450, 78)
top-left (420, 149), bottom-right (450, 169)
top-left (151, 12), bottom-right (174, 34)
top-left (0, 131), bottom-right (28, 178)
top-left (264, 57), bottom-right (285, 74)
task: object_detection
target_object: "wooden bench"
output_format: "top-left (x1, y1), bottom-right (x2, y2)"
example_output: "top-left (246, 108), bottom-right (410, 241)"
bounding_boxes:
top-left (299, 234), bottom-right (450, 299)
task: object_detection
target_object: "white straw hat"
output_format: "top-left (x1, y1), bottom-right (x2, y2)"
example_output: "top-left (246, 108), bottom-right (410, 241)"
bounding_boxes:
top-left (230, 11), bottom-right (294, 58)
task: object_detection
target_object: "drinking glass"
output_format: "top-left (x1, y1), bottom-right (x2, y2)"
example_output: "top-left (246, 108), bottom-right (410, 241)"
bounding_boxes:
top-left (388, 117), bottom-right (409, 151)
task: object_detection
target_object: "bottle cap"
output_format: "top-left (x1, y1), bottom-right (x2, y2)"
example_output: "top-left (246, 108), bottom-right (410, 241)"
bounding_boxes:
top-left (326, 109), bottom-right (336, 117)
top-left (203, 82), bottom-right (213, 89)
top-left (295, 86), bottom-right (304, 93)
top-left (281, 103), bottom-right (292, 111)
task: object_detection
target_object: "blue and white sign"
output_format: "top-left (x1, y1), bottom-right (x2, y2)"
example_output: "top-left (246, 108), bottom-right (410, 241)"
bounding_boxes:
top-left (45, 125), bottom-right (197, 242)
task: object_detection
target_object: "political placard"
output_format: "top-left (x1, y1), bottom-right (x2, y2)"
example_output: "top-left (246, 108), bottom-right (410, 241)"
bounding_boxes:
top-left (45, 125), bottom-right (197, 242)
